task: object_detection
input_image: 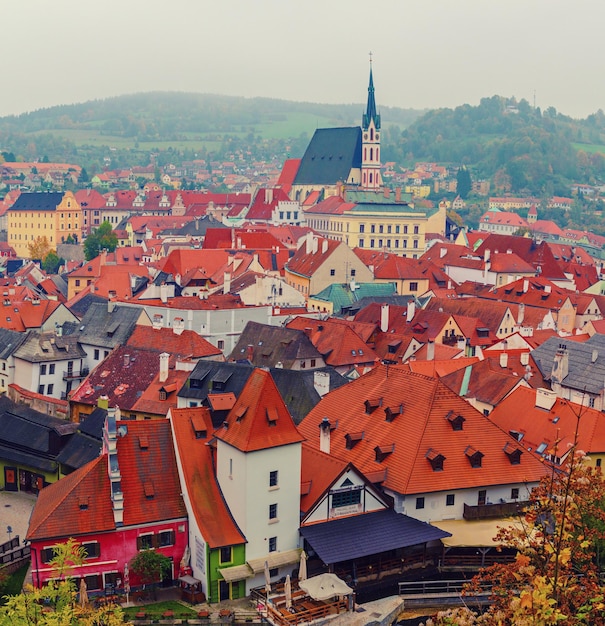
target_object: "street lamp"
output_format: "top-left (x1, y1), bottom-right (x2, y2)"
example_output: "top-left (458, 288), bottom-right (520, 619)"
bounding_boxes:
top-left (7, 525), bottom-right (12, 541)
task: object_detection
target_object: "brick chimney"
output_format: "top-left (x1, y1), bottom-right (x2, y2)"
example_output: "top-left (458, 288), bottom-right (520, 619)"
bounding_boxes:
top-left (159, 352), bottom-right (169, 383)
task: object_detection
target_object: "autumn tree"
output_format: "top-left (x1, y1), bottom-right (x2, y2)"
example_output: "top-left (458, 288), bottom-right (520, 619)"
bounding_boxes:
top-left (456, 166), bottom-right (472, 199)
top-left (0, 538), bottom-right (127, 625)
top-left (27, 236), bottom-right (53, 261)
top-left (425, 451), bottom-right (605, 625)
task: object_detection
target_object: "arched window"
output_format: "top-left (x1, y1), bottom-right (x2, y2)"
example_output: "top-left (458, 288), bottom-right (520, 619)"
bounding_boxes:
top-left (370, 128), bottom-right (374, 141)
top-left (370, 148), bottom-right (373, 161)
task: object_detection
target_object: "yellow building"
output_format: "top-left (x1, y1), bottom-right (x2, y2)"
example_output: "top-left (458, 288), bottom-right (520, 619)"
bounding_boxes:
top-left (8, 191), bottom-right (82, 258)
top-left (303, 188), bottom-right (431, 258)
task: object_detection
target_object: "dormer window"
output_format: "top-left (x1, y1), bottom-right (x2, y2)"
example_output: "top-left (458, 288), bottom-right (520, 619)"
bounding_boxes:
top-left (345, 431), bottom-right (364, 449)
top-left (374, 444), bottom-right (394, 463)
top-left (426, 448), bottom-right (445, 471)
top-left (365, 398), bottom-right (382, 414)
top-left (503, 442), bottom-right (523, 465)
top-left (385, 404), bottom-right (404, 422)
top-left (143, 481), bottom-right (155, 499)
top-left (139, 436), bottom-right (149, 450)
top-left (266, 407), bottom-right (278, 426)
top-left (465, 446), bottom-right (484, 468)
top-left (446, 410), bottom-right (465, 431)
top-left (235, 405), bottom-right (247, 422)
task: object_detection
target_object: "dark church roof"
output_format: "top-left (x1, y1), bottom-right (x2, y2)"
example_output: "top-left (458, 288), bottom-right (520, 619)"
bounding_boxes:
top-left (293, 127), bottom-right (361, 186)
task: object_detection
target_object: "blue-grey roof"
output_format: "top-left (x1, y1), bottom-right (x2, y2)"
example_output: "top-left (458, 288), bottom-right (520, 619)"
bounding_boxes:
top-left (0, 327), bottom-right (27, 359)
top-left (293, 127), bottom-right (361, 186)
top-left (10, 192), bottom-right (64, 212)
top-left (531, 334), bottom-right (605, 395)
top-left (70, 302), bottom-right (142, 348)
top-left (300, 509), bottom-right (451, 564)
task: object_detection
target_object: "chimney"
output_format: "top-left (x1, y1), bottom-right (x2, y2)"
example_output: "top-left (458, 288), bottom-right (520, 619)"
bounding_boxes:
top-left (383, 187), bottom-right (390, 199)
top-left (407, 299), bottom-right (416, 323)
top-left (100, 249), bottom-right (107, 266)
top-left (517, 303), bottom-right (525, 325)
top-left (500, 352), bottom-right (509, 368)
top-left (484, 249), bottom-right (491, 263)
top-left (312, 237), bottom-right (318, 254)
top-left (224, 272), bottom-right (232, 294)
top-left (520, 352), bottom-right (530, 366)
top-left (551, 344), bottom-right (569, 383)
top-left (592, 349), bottom-right (599, 363)
top-left (313, 371), bottom-right (330, 397)
top-left (545, 284), bottom-right (552, 294)
top-left (247, 344), bottom-right (254, 362)
top-left (319, 417), bottom-right (331, 454)
top-left (427, 339), bottom-right (435, 361)
top-left (173, 317), bottom-right (184, 336)
top-left (440, 247), bottom-right (447, 259)
top-left (160, 283), bottom-right (168, 303)
top-left (523, 279), bottom-right (529, 293)
top-left (535, 388), bottom-right (557, 411)
top-left (159, 352), bottom-right (169, 383)
top-left (380, 304), bottom-right (389, 333)
top-left (266, 188), bottom-right (273, 204)
top-left (321, 239), bottom-right (328, 254)
top-left (395, 187), bottom-right (401, 202)
top-left (305, 231), bottom-right (313, 254)
top-left (124, 353), bottom-right (130, 368)
top-left (108, 300), bottom-right (116, 313)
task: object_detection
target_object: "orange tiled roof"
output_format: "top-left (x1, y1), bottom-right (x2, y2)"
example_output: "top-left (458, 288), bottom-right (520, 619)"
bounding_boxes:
top-left (215, 368), bottom-right (304, 452)
top-left (126, 325), bottom-right (222, 359)
top-left (298, 365), bottom-right (547, 496)
top-left (132, 369), bottom-right (191, 417)
top-left (285, 238), bottom-right (341, 278)
top-left (300, 443), bottom-right (349, 515)
top-left (169, 407), bottom-right (245, 548)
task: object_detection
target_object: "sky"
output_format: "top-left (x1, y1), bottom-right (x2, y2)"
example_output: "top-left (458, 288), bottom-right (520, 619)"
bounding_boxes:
top-left (2, 0), bottom-right (603, 120)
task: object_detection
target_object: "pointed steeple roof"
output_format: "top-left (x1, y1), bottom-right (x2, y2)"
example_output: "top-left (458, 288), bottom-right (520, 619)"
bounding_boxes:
top-left (363, 62), bottom-right (381, 130)
top-left (215, 368), bottom-right (304, 452)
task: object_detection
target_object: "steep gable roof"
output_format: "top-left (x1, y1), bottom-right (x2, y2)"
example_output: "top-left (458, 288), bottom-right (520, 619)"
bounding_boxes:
top-left (293, 127), bottom-right (362, 185)
top-left (285, 238), bottom-right (341, 278)
top-left (27, 456), bottom-right (114, 541)
top-left (169, 407), bottom-right (245, 548)
top-left (126, 325), bottom-right (222, 359)
top-left (70, 302), bottom-right (145, 348)
top-left (215, 368), bottom-right (304, 452)
top-left (298, 365), bottom-right (547, 496)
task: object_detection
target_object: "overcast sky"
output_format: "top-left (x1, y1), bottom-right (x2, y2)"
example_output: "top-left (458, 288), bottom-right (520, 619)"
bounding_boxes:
top-left (2, 0), bottom-right (602, 119)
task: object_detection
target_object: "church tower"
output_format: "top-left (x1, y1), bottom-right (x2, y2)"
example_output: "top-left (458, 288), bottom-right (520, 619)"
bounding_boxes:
top-left (361, 58), bottom-right (382, 190)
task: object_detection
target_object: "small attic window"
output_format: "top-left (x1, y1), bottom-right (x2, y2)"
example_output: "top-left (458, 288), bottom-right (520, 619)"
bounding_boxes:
top-left (78, 496), bottom-right (89, 510)
top-left (477, 328), bottom-right (490, 338)
top-left (465, 445), bottom-right (484, 468)
top-left (266, 407), bottom-right (279, 426)
top-left (159, 390), bottom-right (167, 401)
top-left (138, 435), bottom-right (149, 450)
top-left (385, 404), bottom-right (404, 422)
top-left (426, 448), bottom-right (446, 471)
top-left (503, 442), bottom-right (523, 465)
top-left (143, 481), bottom-right (155, 499)
top-left (190, 414), bottom-right (207, 439)
top-left (365, 398), bottom-right (382, 414)
top-left (345, 431), bottom-right (364, 449)
top-left (351, 350), bottom-right (357, 356)
top-left (374, 444), bottom-right (394, 463)
top-left (235, 405), bottom-right (247, 422)
top-left (536, 442), bottom-right (548, 454)
top-left (446, 410), bottom-right (465, 431)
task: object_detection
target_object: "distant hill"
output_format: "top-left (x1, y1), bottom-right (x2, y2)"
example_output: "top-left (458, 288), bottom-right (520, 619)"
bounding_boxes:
top-left (392, 95), bottom-right (605, 195)
top-left (2, 92), bottom-right (605, 199)
top-left (0, 92), bottom-right (423, 173)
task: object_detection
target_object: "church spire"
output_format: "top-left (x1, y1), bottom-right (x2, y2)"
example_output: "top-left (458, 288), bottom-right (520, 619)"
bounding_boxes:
top-left (363, 53), bottom-right (380, 131)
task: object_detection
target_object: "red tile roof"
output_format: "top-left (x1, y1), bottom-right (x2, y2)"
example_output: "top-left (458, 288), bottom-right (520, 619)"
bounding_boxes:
top-left (276, 159), bottom-right (301, 195)
top-left (27, 456), bottom-right (114, 541)
top-left (215, 368), bottom-right (304, 452)
top-left (285, 238), bottom-right (341, 278)
top-left (300, 443), bottom-right (349, 515)
top-left (126, 325), bottom-right (222, 359)
top-left (170, 407), bottom-right (246, 548)
top-left (118, 420), bottom-right (187, 525)
top-left (298, 364), bottom-right (547, 496)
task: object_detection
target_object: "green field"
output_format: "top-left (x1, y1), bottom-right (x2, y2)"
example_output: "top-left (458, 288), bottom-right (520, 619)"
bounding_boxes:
top-left (572, 142), bottom-right (605, 154)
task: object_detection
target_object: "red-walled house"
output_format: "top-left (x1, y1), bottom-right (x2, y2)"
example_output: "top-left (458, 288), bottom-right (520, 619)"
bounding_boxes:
top-left (26, 412), bottom-right (188, 592)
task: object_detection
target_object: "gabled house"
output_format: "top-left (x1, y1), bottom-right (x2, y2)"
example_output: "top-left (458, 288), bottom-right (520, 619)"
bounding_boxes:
top-left (530, 335), bottom-right (605, 410)
top-left (169, 407), bottom-right (247, 602)
top-left (298, 365), bottom-right (547, 528)
top-left (213, 369), bottom-right (305, 594)
top-left (13, 331), bottom-right (87, 401)
top-left (26, 416), bottom-right (188, 591)
top-left (0, 328), bottom-right (27, 394)
top-left (284, 234), bottom-right (373, 299)
top-left (229, 322), bottom-right (325, 370)
top-left (489, 386), bottom-right (605, 469)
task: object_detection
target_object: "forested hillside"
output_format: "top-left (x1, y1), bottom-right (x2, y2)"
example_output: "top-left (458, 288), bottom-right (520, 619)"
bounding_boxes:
top-left (391, 96), bottom-right (605, 195)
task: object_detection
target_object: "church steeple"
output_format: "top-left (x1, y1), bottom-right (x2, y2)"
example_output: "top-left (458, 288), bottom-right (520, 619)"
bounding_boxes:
top-left (363, 56), bottom-right (380, 131)
top-left (361, 55), bottom-right (382, 190)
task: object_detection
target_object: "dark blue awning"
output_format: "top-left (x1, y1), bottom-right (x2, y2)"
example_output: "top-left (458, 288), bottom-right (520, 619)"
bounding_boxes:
top-left (300, 509), bottom-right (451, 565)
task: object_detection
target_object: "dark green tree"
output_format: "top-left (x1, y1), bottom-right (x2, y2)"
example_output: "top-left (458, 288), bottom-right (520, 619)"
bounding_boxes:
top-left (84, 221), bottom-right (118, 261)
top-left (129, 550), bottom-right (172, 599)
top-left (42, 251), bottom-right (62, 274)
top-left (456, 166), bottom-right (472, 199)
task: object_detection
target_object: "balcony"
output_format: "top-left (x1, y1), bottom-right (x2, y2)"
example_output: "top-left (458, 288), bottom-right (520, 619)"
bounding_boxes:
top-left (62, 367), bottom-right (89, 381)
top-left (463, 500), bottom-right (528, 521)
top-left (441, 334), bottom-right (463, 346)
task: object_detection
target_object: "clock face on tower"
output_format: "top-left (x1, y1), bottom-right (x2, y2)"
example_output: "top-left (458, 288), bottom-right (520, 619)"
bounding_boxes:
top-left (376, 134), bottom-right (379, 140)
top-left (364, 133), bottom-right (368, 139)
